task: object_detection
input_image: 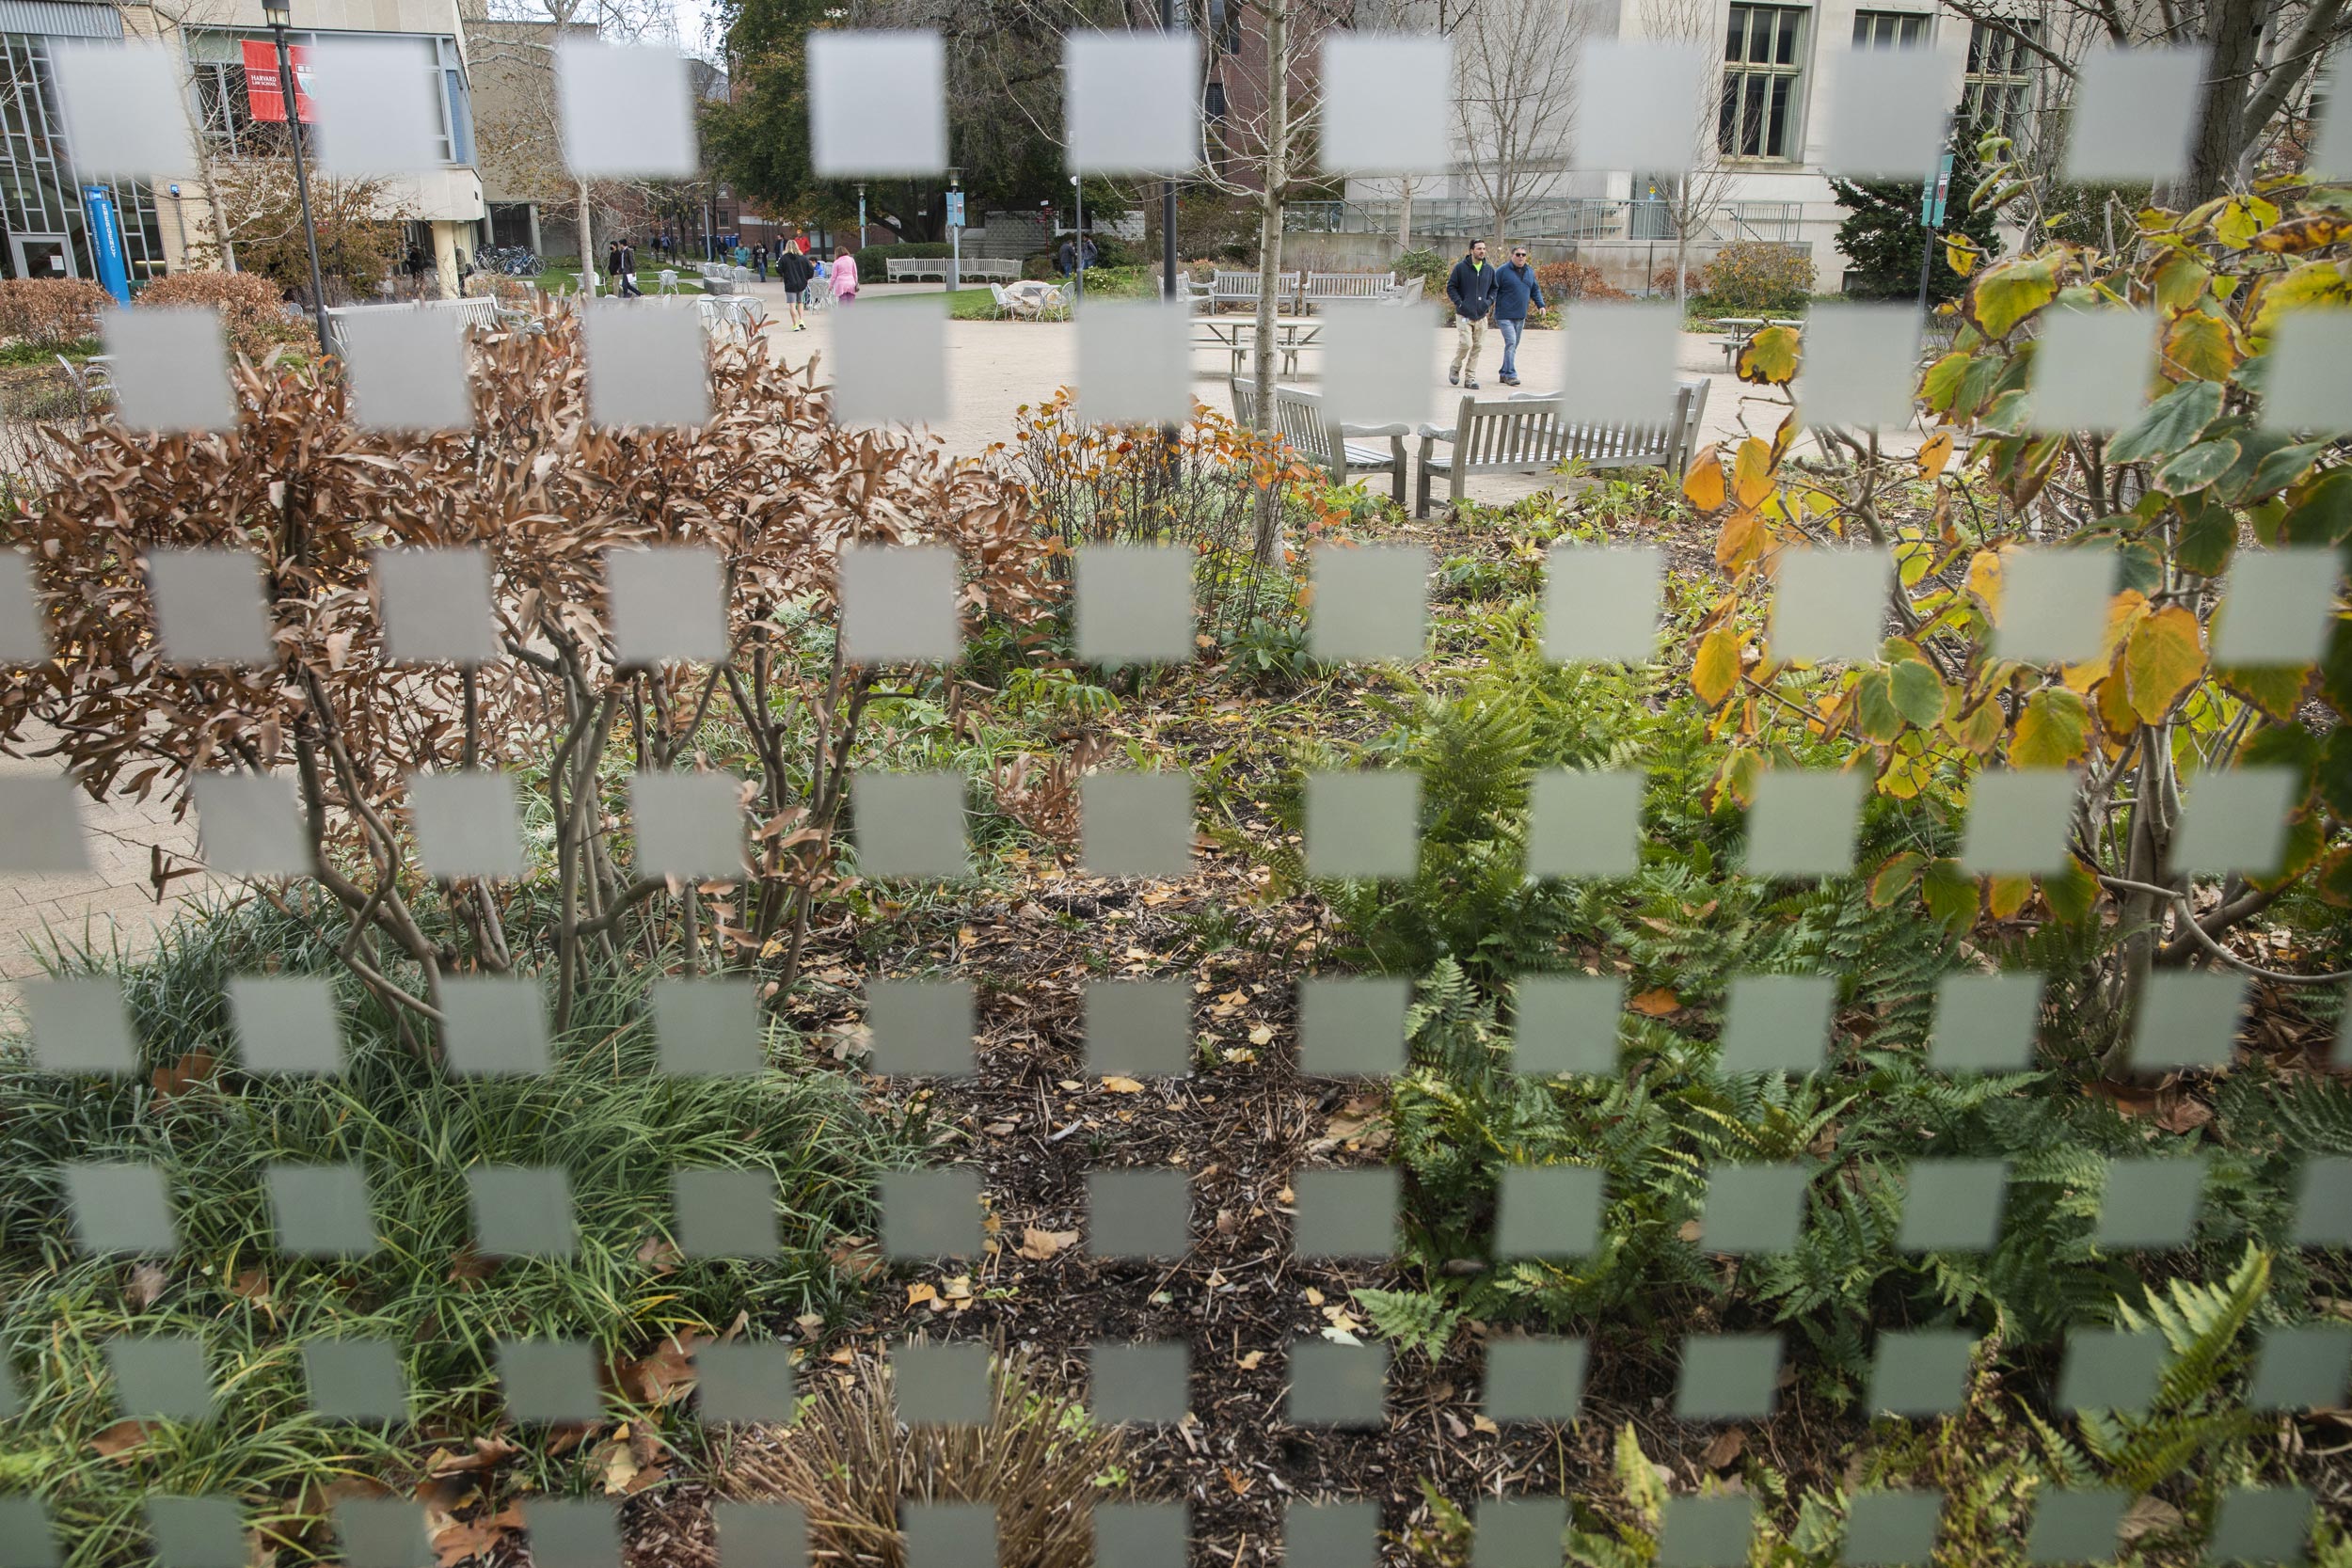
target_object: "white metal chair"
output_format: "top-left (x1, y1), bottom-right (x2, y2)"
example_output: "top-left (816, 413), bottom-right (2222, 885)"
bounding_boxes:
top-left (657, 269), bottom-right (679, 293)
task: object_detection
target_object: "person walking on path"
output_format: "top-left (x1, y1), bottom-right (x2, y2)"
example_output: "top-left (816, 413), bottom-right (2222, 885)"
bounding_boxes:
top-left (1447, 240), bottom-right (1497, 388)
top-left (1490, 245), bottom-right (1546, 387)
top-left (604, 240), bottom-right (622, 297)
top-left (832, 247), bottom-right (859, 305)
top-left (753, 243), bottom-right (769, 282)
top-left (616, 239), bottom-right (644, 298)
top-left (778, 245), bottom-right (815, 330)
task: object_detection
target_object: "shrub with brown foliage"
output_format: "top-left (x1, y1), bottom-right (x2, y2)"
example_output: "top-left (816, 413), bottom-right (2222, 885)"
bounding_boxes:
top-left (0, 311), bottom-right (1054, 1039)
top-left (727, 1350), bottom-right (1127, 1568)
top-left (0, 278), bottom-right (108, 350)
top-left (1697, 241), bottom-right (1818, 315)
top-left (1648, 263), bottom-right (1703, 297)
top-left (137, 270), bottom-right (313, 359)
top-left (1535, 260), bottom-right (1629, 304)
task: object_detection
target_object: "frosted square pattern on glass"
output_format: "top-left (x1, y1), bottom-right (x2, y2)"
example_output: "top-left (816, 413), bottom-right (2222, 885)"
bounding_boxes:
top-left (1897, 1160), bottom-right (2008, 1253)
top-left (468, 1167), bottom-right (577, 1258)
top-left (147, 548), bottom-right (271, 666)
top-left (0, 548), bottom-right (45, 662)
top-left (64, 1163), bottom-right (177, 1255)
top-left (2094, 1156), bottom-right (2207, 1249)
top-left (1822, 46), bottom-right (1958, 178)
top-left (2062, 46), bottom-right (2204, 182)
top-left (2057, 1329), bottom-right (2167, 1414)
top-left (1471, 1498), bottom-right (1567, 1568)
top-left (104, 309), bottom-right (235, 434)
top-left (1311, 544), bottom-right (1428, 662)
top-left (373, 548), bottom-right (498, 664)
top-left (1658, 1496), bottom-right (1755, 1568)
top-left (1561, 305), bottom-right (1680, 429)
top-left (833, 305), bottom-right (950, 428)
top-left (24, 976), bottom-right (137, 1075)
top-left (652, 977), bottom-right (763, 1076)
top-left (1841, 1491), bottom-right (1943, 1567)
top-left (604, 546), bottom-right (726, 666)
top-left (1075, 547), bottom-right (1194, 667)
top-left (2292, 1158), bottom-right (2352, 1246)
top-left (51, 41), bottom-right (192, 177)
top-left (522, 1498), bottom-right (622, 1566)
top-left (672, 1167), bottom-right (779, 1259)
top-left (340, 309), bottom-right (471, 435)
top-left (1800, 305), bottom-right (1928, 431)
top-left (2212, 547), bottom-right (2344, 667)
top-left (1081, 771), bottom-right (1193, 878)
top-left (1575, 41), bottom-right (1710, 171)
top-left (558, 40), bottom-right (696, 178)
top-left (1090, 1341), bottom-right (1190, 1425)
top-left (1304, 770), bottom-right (1422, 880)
top-left (1526, 770), bottom-right (1644, 878)
top-left (630, 771), bottom-right (745, 880)
top-left (1094, 1503), bottom-right (1187, 1568)
top-left (1089, 1169), bottom-right (1190, 1259)
top-left (1717, 974), bottom-right (1836, 1074)
top-left (892, 1340), bottom-right (992, 1426)
top-left (880, 1168), bottom-right (983, 1259)
top-left (808, 33), bottom-right (947, 176)
top-left (1284, 1501), bottom-right (1379, 1568)
top-left (1958, 770), bottom-right (2080, 878)
top-left (853, 771), bottom-right (969, 880)
top-left (1992, 547), bottom-right (2117, 666)
top-left (439, 978), bottom-right (551, 1076)
top-left (1291, 1167), bottom-right (1400, 1259)
top-left (265, 1163), bottom-right (378, 1257)
top-left (582, 306), bottom-right (708, 430)
top-left (1064, 34), bottom-right (1199, 173)
top-left (1078, 301), bottom-right (1192, 427)
top-left (107, 1337), bottom-right (213, 1423)
top-left (2127, 971), bottom-right (2247, 1073)
top-left (1297, 975), bottom-right (1409, 1077)
top-left (1495, 1165), bottom-right (1604, 1257)
top-left (841, 544), bottom-right (961, 665)
top-left (303, 1340), bottom-right (408, 1425)
top-left (0, 775), bottom-right (84, 873)
top-left (332, 1500), bottom-right (429, 1568)
top-left (2208, 1488), bottom-right (2316, 1565)
top-left (1084, 980), bottom-right (1193, 1078)
top-left (2314, 68), bottom-right (2352, 180)
top-left (1674, 1333), bottom-right (1781, 1419)
top-left (697, 1341), bottom-right (799, 1425)
top-left (1286, 1338), bottom-right (1389, 1426)
top-left (1321, 304), bottom-right (1437, 432)
top-left (866, 979), bottom-right (975, 1078)
top-left (1770, 546), bottom-right (1893, 665)
top-left (498, 1339), bottom-right (601, 1424)
top-left (310, 37), bottom-right (444, 177)
top-left (2171, 768), bottom-right (2299, 877)
top-left (2248, 1326), bottom-right (2352, 1411)
top-left (1866, 1331), bottom-right (1978, 1417)
top-left (713, 1502), bottom-right (808, 1568)
top-left (1482, 1337), bottom-right (1587, 1422)
top-left (1511, 975), bottom-right (1624, 1077)
top-left (1320, 37), bottom-right (1452, 173)
top-left (2027, 309), bottom-right (2156, 433)
top-left (2261, 309), bottom-right (2352, 433)
top-left (192, 771), bottom-right (308, 877)
top-left (1743, 770), bottom-right (1868, 878)
top-left (406, 770), bottom-right (528, 882)
top-left (904, 1503), bottom-right (998, 1568)
top-left (1696, 1164), bottom-right (1809, 1254)
top-left (1543, 545), bottom-right (1664, 663)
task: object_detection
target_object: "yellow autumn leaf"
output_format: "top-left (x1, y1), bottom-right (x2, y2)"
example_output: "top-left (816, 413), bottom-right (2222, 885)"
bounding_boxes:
top-left (1965, 546), bottom-right (2008, 614)
top-left (2123, 605), bottom-right (2205, 721)
top-left (1682, 445), bottom-right (1726, 511)
top-left (1733, 437), bottom-right (1776, 510)
top-left (1986, 874), bottom-right (2034, 920)
top-left (2163, 309), bottom-right (2240, 383)
top-left (1100, 1075), bottom-right (1146, 1094)
top-left (1917, 431), bottom-right (1954, 482)
top-left (1715, 508), bottom-right (1768, 574)
top-left (1692, 628), bottom-right (1741, 708)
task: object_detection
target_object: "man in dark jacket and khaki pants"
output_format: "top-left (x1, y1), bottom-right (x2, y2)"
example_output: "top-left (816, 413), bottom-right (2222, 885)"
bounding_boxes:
top-left (1447, 240), bottom-right (1498, 388)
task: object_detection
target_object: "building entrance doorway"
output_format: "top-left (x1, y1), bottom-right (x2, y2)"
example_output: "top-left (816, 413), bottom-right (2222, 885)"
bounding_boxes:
top-left (10, 233), bottom-right (74, 279)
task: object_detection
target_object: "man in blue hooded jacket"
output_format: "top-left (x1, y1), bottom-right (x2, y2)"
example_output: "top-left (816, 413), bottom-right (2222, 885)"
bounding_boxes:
top-left (1446, 239), bottom-right (1497, 388)
top-left (1490, 245), bottom-right (1547, 386)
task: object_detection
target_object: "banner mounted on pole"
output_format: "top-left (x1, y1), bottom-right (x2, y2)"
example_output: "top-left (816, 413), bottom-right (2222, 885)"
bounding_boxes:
top-left (242, 39), bottom-right (316, 123)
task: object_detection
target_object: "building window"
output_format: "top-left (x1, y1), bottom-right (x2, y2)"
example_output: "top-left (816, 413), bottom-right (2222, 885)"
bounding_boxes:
top-left (189, 29), bottom-right (473, 166)
top-left (1852, 10), bottom-right (1928, 47)
top-left (0, 34), bottom-right (167, 282)
top-left (1720, 3), bottom-right (1806, 160)
top-left (1963, 19), bottom-right (2040, 142)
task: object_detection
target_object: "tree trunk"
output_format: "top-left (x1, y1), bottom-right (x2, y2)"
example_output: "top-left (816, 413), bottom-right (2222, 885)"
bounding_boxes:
top-left (1398, 183), bottom-right (1414, 252)
top-left (2169, 0), bottom-right (2268, 209)
top-left (578, 180), bottom-right (596, 299)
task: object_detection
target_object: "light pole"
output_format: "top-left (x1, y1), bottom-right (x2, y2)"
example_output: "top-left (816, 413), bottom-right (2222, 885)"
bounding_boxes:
top-left (262, 0), bottom-right (332, 351)
top-left (857, 182), bottom-right (867, 249)
top-left (1161, 0), bottom-right (1177, 302)
top-left (1069, 173), bottom-right (1084, 309)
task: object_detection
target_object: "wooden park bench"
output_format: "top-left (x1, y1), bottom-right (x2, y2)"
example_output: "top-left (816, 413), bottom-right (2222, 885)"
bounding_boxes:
top-left (1211, 269), bottom-right (1302, 312)
top-left (885, 256), bottom-right (1021, 283)
top-left (1300, 272), bottom-right (1397, 309)
top-left (1231, 378), bottom-right (1407, 505)
top-left (1414, 379), bottom-right (1710, 517)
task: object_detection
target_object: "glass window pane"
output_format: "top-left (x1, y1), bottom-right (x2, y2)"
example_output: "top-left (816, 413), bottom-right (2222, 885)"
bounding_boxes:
top-left (1718, 75), bottom-right (1740, 152)
top-left (1767, 74), bottom-right (1792, 156)
top-left (1726, 8), bottom-right (1748, 63)
top-left (1776, 9), bottom-right (1802, 65)
top-left (1743, 72), bottom-right (1767, 154)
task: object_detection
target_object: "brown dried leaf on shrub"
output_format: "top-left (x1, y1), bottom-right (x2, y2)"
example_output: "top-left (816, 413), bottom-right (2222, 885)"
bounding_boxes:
top-left (90, 1419), bottom-right (158, 1459)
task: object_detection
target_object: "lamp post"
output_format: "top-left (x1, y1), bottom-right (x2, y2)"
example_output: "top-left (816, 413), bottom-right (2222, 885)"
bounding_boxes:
top-left (262, 0), bottom-right (332, 351)
top-left (1069, 173), bottom-right (1084, 309)
top-left (856, 182), bottom-right (867, 249)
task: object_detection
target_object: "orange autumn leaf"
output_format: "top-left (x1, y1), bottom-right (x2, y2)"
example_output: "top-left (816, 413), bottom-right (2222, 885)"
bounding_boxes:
top-left (1917, 431), bottom-right (1954, 481)
top-left (1629, 988), bottom-right (1682, 1017)
top-left (1682, 447), bottom-right (1726, 511)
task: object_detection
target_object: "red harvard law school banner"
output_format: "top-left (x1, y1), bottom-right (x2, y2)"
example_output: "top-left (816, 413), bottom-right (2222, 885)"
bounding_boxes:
top-left (240, 39), bottom-right (316, 123)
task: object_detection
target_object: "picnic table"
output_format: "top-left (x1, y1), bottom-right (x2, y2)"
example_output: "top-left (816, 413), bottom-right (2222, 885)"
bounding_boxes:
top-left (1193, 316), bottom-right (1321, 378)
top-left (1713, 315), bottom-right (1805, 370)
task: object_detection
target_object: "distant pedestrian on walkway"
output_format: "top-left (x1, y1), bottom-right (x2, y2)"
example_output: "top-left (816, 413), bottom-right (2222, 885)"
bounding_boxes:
top-left (604, 240), bottom-right (622, 296)
top-left (778, 245), bottom-right (814, 330)
top-left (832, 247), bottom-right (859, 305)
top-left (1447, 239), bottom-right (1496, 389)
top-left (617, 239), bottom-right (644, 298)
top-left (1491, 245), bottom-right (1545, 387)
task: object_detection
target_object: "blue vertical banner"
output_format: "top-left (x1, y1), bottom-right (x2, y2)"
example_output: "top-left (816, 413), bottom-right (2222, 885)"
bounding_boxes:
top-left (80, 183), bottom-right (130, 304)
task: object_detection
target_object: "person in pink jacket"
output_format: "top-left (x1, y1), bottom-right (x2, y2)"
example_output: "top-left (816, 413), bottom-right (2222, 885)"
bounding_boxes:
top-left (831, 249), bottom-right (859, 304)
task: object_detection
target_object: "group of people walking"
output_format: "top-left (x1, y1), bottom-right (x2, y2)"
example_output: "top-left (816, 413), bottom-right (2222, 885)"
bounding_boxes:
top-left (1446, 239), bottom-right (1548, 389)
top-left (590, 227), bottom-right (858, 324)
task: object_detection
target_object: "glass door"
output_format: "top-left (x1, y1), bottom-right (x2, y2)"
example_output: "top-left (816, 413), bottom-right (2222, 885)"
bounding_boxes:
top-left (10, 233), bottom-right (73, 278)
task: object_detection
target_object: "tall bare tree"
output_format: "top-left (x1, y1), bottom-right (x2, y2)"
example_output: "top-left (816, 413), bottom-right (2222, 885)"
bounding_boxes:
top-left (1453, 0), bottom-right (1587, 257)
top-left (1635, 0), bottom-right (1739, 306)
